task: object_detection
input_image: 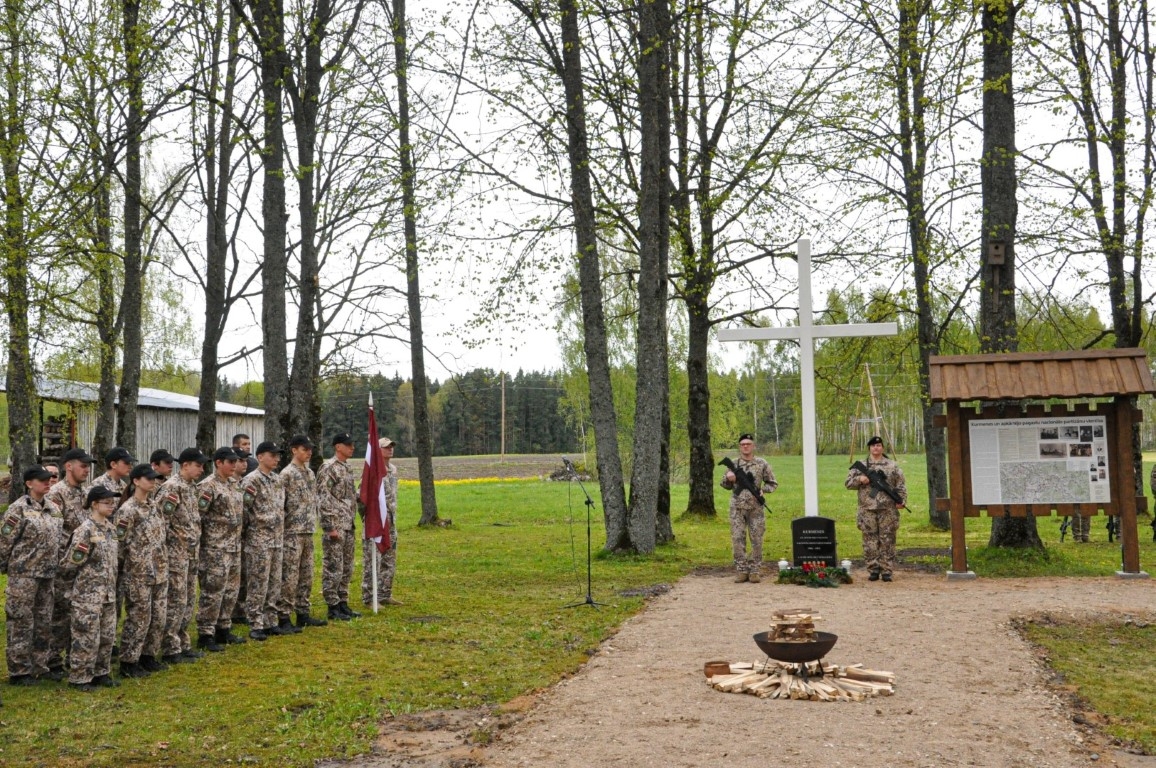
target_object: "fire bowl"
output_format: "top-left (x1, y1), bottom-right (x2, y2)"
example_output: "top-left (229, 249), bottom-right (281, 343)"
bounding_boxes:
top-left (753, 631), bottom-right (838, 663)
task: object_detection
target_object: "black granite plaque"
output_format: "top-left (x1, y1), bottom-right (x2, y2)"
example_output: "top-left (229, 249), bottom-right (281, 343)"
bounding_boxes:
top-left (791, 516), bottom-right (837, 568)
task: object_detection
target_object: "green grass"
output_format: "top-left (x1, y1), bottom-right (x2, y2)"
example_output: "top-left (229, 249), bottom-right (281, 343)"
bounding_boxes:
top-left (1022, 619), bottom-right (1156, 753)
top-left (1, 453), bottom-right (1154, 765)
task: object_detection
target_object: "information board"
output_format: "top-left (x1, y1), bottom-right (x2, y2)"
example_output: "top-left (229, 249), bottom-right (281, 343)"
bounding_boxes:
top-left (969, 416), bottom-right (1110, 505)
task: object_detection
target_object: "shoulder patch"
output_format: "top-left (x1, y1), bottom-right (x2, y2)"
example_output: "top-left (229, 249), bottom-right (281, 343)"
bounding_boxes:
top-left (198, 491), bottom-right (213, 512)
top-left (1, 512), bottom-right (19, 537)
top-left (243, 486), bottom-right (257, 501)
top-left (71, 541), bottom-right (90, 564)
top-left (114, 519), bottom-right (129, 541)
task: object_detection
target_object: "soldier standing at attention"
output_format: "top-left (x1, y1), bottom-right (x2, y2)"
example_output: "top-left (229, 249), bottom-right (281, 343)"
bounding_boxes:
top-left (149, 450), bottom-right (175, 501)
top-left (159, 448), bottom-right (208, 664)
top-left (45, 448), bottom-right (96, 680)
top-left (241, 442), bottom-right (293, 640)
top-left (279, 435), bottom-right (326, 629)
top-left (317, 433), bottom-right (360, 621)
top-left (60, 487), bottom-right (122, 691)
top-left (846, 435), bottom-right (907, 582)
top-left (1, 465), bottom-right (63, 685)
top-left (230, 448), bottom-right (251, 627)
top-left (362, 436), bottom-right (403, 607)
top-left (720, 433), bottom-right (778, 583)
top-left (115, 464), bottom-right (170, 678)
top-left (196, 448), bottom-right (246, 651)
top-left (91, 447), bottom-right (135, 500)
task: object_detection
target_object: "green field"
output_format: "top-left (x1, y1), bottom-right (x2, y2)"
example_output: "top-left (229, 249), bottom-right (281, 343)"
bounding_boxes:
top-left (0, 454), bottom-right (1153, 766)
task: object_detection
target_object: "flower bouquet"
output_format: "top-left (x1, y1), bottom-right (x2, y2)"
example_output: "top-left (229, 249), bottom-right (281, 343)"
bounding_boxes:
top-left (776, 561), bottom-right (852, 588)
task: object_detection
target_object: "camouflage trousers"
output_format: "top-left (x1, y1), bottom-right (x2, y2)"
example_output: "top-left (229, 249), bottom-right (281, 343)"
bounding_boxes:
top-left (232, 553), bottom-right (247, 623)
top-left (321, 528), bottom-right (355, 606)
top-left (277, 533), bottom-right (314, 616)
top-left (5, 576), bottom-right (54, 678)
top-left (857, 506), bottom-right (899, 575)
top-left (120, 579), bottom-right (168, 663)
top-left (69, 599), bottom-right (116, 685)
top-left (729, 503), bottom-right (765, 574)
top-left (243, 543), bottom-right (283, 630)
top-left (197, 548), bottom-right (241, 635)
top-left (162, 549), bottom-right (198, 656)
top-left (1069, 513), bottom-right (1091, 542)
top-left (49, 574), bottom-right (74, 672)
top-left (362, 525), bottom-right (398, 604)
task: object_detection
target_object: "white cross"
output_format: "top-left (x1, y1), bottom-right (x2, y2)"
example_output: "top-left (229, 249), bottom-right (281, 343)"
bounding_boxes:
top-left (719, 239), bottom-right (898, 517)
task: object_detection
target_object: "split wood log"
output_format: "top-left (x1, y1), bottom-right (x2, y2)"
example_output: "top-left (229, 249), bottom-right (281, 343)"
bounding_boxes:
top-left (707, 658), bottom-right (895, 702)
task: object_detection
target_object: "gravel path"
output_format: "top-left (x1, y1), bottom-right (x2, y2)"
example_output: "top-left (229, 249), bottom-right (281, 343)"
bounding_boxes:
top-left (480, 572), bottom-right (1156, 768)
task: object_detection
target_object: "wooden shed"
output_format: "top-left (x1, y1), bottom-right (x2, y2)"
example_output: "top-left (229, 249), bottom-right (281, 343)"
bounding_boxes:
top-left (929, 348), bottom-right (1154, 578)
top-left (5, 378), bottom-right (265, 460)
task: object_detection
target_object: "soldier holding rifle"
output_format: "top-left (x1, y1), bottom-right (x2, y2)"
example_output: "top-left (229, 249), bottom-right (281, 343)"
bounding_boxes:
top-left (719, 433), bottom-right (778, 583)
top-left (846, 435), bottom-right (907, 582)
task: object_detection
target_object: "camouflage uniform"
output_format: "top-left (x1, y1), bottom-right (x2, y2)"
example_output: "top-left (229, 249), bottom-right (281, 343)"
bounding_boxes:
top-left (44, 481), bottom-right (87, 674)
top-left (158, 474), bottom-right (201, 656)
top-left (1069, 509), bottom-right (1091, 542)
top-left (846, 457), bottom-right (907, 577)
top-left (59, 517), bottom-right (118, 685)
top-left (0, 495), bottom-right (62, 678)
top-left (362, 463), bottom-right (399, 603)
top-left (89, 472), bottom-right (128, 620)
top-left (278, 461), bottom-right (317, 617)
top-left (114, 496), bottom-right (169, 664)
top-left (240, 469), bottom-right (285, 630)
top-left (316, 456), bottom-right (356, 606)
top-left (196, 473), bottom-right (243, 636)
top-left (719, 457), bottom-right (778, 575)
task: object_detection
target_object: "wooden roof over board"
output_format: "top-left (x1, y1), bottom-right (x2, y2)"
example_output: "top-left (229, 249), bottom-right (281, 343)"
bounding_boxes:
top-left (928, 348), bottom-right (1156, 402)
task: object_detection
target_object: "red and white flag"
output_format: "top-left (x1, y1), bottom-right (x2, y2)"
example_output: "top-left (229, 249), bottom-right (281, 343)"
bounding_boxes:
top-left (360, 393), bottom-right (391, 552)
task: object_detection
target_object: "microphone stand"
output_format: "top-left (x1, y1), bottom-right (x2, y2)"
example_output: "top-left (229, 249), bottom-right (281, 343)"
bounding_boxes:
top-left (564, 459), bottom-right (608, 609)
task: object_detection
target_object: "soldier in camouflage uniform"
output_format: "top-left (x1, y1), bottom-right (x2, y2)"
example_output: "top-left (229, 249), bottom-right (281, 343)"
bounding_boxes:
top-left (115, 464), bottom-right (169, 677)
top-left (59, 486), bottom-right (121, 690)
top-left (317, 433), bottom-right (360, 620)
top-left (846, 436), bottom-right (907, 582)
top-left (240, 442), bottom-right (294, 640)
top-left (279, 435), bottom-right (326, 629)
top-left (44, 448), bottom-right (96, 679)
top-left (149, 449), bottom-right (175, 502)
top-left (92, 447), bottom-right (134, 633)
top-left (720, 433), bottom-right (778, 583)
top-left (159, 448), bottom-right (207, 663)
top-left (230, 446), bottom-right (252, 627)
top-left (196, 447), bottom-right (246, 651)
top-left (1, 465), bottom-right (63, 684)
top-left (362, 437), bottom-right (403, 607)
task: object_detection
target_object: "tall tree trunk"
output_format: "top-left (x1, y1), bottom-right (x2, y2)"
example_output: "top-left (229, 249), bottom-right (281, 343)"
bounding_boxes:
top-left (245, 0), bottom-right (290, 449)
top-left (196, 2), bottom-right (240, 453)
top-left (625, 0), bottom-right (672, 554)
top-left (92, 150), bottom-right (118, 459)
top-left (979, 0), bottom-right (1037, 548)
top-left (391, 0), bottom-right (439, 525)
top-left (116, 0), bottom-right (145, 453)
top-left (1, 0), bottom-right (37, 499)
top-left (551, 0), bottom-right (628, 544)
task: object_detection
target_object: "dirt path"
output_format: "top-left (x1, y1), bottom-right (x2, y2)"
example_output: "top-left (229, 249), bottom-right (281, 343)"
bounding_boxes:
top-left (343, 572), bottom-right (1156, 768)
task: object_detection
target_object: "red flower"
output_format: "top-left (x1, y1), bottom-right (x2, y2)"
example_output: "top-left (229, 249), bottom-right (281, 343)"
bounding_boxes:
top-left (802, 562), bottom-right (813, 573)
top-left (817, 572), bottom-right (827, 580)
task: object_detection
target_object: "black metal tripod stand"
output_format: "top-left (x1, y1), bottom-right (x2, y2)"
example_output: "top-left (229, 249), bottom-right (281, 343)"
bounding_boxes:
top-left (564, 459), bottom-right (608, 609)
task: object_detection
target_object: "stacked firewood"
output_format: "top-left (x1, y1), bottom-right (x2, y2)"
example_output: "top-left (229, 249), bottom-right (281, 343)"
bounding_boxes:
top-left (766, 608), bottom-right (820, 642)
top-left (708, 661), bottom-right (895, 701)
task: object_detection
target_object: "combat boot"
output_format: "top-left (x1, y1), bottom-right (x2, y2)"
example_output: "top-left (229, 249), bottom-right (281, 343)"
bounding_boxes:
top-left (181, 647), bottom-right (205, 660)
top-left (264, 622), bottom-right (291, 636)
top-left (197, 633), bottom-right (225, 653)
top-left (216, 627), bottom-right (246, 645)
top-left (70, 681), bottom-right (98, 692)
top-left (277, 616), bottom-right (303, 634)
top-left (296, 611), bottom-right (327, 627)
top-left (338, 601), bottom-right (361, 618)
top-left (119, 661), bottom-right (150, 678)
top-left (248, 628), bottom-right (268, 641)
top-left (162, 653), bottom-right (193, 665)
top-left (328, 603), bottom-right (351, 621)
top-left (140, 655), bottom-right (168, 672)
top-left (93, 674), bottom-right (120, 688)
top-left (748, 572), bottom-right (761, 583)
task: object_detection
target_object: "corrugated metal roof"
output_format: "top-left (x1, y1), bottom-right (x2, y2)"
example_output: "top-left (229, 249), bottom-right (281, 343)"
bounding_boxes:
top-left (1, 377), bottom-right (263, 416)
top-left (929, 348), bottom-right (1156, 402)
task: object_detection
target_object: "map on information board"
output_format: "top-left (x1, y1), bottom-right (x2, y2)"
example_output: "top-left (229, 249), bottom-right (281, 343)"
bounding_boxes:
top-left (969, 416), bottom-right (1110, 505)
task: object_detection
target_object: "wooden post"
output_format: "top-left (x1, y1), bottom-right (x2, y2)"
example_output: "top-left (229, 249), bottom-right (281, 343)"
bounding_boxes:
top-left (1112, 399), bottom-right (1144, 576)
top-left (946, 401), bottom-right (972, 577)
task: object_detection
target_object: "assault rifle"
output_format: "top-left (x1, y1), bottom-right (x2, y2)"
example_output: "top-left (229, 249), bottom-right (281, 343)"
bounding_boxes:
top-left (718, 457), bottom-right (766, 508)
top-left (850, 461), bottom-right (905, 508)
top-left (1059, 516), bottom-right (1071, 542)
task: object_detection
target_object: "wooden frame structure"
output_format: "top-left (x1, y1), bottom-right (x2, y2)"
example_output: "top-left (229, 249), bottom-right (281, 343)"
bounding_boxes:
top-left (929, 348), bottom-right (1154, 577)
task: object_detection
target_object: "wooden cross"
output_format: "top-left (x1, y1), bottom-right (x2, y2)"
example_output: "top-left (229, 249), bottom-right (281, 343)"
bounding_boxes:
top-left (719, 239), bottom-right (898, 516)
